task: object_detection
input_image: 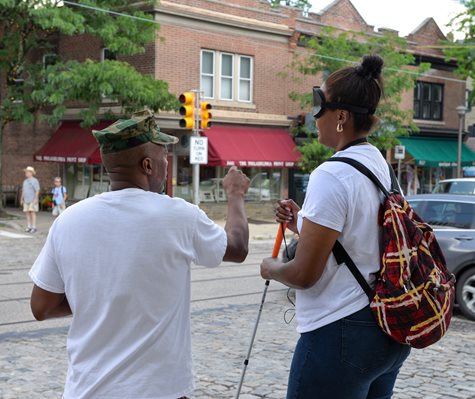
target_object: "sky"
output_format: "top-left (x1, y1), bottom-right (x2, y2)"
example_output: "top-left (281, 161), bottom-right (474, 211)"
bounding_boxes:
top-left (309, 0), bottom-right (466, 38)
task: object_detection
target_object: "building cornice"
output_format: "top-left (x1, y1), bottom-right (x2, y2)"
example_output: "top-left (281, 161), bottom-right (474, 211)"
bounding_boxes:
top-left (159, 109), bottom-right (292, 129)
top-left (155, 1), bottom-right (292, 38)
top-left (62, 108), bottom-right (292, 129)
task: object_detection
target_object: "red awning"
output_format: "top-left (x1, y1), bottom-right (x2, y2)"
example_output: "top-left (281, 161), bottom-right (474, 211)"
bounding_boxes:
top-left (202, 126), bottom-right (300, 168)
top-left (34, 121), bottom-right (110, 165)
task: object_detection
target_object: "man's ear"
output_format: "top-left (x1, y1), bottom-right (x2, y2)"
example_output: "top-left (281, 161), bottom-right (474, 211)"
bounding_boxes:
top-left (141, 157), bottom-right (153, 175)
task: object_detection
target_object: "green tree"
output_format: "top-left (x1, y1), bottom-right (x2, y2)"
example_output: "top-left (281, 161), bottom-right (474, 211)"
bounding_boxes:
top-left (286, 28), bottom-right (429, 172)
top-left (268, 0), bottom-right (311, 9)
top-left (0, 0), bottom-right (177, 213)
top-left (444, 1), bottom-right (474, 102)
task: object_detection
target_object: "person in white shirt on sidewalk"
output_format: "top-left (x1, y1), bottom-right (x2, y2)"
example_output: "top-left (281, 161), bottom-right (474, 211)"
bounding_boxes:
top-left (29, 110), bottom-right (250, 399)
top-left (51, 177), bottom-right (68, 217)
top-left (261, 56), bottom-right (411, 399)
top-left (21, 166), bottom-right (40, 233)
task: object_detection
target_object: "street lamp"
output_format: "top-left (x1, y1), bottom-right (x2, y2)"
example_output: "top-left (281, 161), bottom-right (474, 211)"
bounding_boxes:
top-left (456, 105), bottom-right (467, 178)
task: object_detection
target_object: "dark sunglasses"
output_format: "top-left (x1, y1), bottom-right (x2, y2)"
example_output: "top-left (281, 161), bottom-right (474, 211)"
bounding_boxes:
top-left (312, 87), bottom-right (372, 119)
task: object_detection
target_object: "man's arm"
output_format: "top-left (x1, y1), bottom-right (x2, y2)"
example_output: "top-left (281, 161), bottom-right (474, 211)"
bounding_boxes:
top-left (30, 285), bottom-right (72, 321)
top-left (260, 218), bottom-right (340, 289)
top-left (34, 187), bottom-right (40, 203)
top-left (222, 167), bottom-right (250, 263)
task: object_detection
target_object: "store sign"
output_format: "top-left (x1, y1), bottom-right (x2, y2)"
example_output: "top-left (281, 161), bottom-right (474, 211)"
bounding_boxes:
top-left (190, 136), bottom-right (208, 164)
top-left (225, 160), bottom-right (295, 167)
top-left (394, 145), bottom-right (405, 160)
top-left (34, 155), bottom-right (87, 163)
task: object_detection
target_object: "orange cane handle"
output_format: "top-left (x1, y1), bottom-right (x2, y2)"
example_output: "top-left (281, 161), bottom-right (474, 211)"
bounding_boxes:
top-left (271, 223), bottom-right (287, 258)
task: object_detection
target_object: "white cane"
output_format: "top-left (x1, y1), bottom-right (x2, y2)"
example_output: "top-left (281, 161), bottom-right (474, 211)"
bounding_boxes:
top-left (235, 223), bottom-right (287, 398)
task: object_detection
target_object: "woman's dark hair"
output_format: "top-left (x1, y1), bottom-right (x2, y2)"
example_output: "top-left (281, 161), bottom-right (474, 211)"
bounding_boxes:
top-left (325, 54), bottom-right (384, 133)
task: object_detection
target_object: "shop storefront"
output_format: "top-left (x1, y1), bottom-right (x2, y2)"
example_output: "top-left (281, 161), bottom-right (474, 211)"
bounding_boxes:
top-left (172, 125), bottom-right (300, 203)
top-left (395, 136), bottom-right (475, 194)
top-left (34, 121), bottom-right (300, 204)
top-left (34, 121), bottom-right (111, 200)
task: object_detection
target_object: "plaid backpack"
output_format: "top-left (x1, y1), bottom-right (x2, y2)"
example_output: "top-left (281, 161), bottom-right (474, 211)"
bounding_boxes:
top-left (326, 157), bottom-right (456, 349)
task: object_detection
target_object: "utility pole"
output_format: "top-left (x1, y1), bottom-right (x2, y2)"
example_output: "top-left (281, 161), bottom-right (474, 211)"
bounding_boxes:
top-left (456, 105), bottom-right (466, 178)
top-left (192, 90), bottom-right (201, 205)
top-left (394, 145), bottom-right (405, 183)
top-left (178, 90), bottom-right (212, 205)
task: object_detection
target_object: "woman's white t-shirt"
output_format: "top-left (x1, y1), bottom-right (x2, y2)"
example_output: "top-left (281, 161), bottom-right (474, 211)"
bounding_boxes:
top-left (295, 144), bottom-right (391, 334)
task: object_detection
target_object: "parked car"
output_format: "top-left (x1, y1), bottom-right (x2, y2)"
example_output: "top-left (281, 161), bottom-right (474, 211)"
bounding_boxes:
top-left (245, 172), bottom-right (280, 202)
top-left (433, 178), bottom-right (475, 195)
top-left (406, 194), bottom-right (475, 320)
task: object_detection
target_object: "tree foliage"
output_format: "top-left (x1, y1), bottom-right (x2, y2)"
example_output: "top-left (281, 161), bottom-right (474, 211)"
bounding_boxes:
top-left (0, 0), bottom-right (177, 128)
top-left (267, 0), bottom-right (311, 9)
top-left (444, 1), bottom-right (475, 102)
top-left (0, 0), bottom-right (177, 212)
top-left (286, 28), bottom-right (430, 172)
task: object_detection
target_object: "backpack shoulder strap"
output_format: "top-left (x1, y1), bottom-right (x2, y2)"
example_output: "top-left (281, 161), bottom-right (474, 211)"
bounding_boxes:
top-left (325, 157), bottom-right (393, 198)
top-left (332, 241), bottom-right (374, 300)
top-left (325, 156), bottom-right (390, 300)
top-left (387, 163), bottom-right (402, 194)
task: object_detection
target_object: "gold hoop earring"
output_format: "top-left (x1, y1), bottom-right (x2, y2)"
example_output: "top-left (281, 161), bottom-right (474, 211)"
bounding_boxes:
top-left (337, 122), bottom-right (343, 133)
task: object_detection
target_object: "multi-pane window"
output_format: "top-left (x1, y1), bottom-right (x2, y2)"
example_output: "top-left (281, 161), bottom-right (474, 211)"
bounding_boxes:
top-left (43, 53), bottom-right (58, 69)
top-left (201, 50), bottom-right (214, 99)
top-left (239, 57), bottom-right (251, 102)
top-left (413, 81), bottom-right (443, 121)
top-left (100, 48), bottom-right (117, 100)
top-left (42, 54), bottom-right (58, 84)
top-left (201, 50), bottom-right (253, 103)
top-left (220, 53), bottom-right (233, 100)
top-left (101, 48), bottom-right (117, 61)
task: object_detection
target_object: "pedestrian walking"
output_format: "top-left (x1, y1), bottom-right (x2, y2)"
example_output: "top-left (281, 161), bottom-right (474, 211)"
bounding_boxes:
top-left (28, 109), bottom-right (250, 399)
top-left (20, 166), bottom-right (40, 233)
top-left (51, 177), bottom-right (68, 217)
top-left (260, 55), bottom-right (411, 399)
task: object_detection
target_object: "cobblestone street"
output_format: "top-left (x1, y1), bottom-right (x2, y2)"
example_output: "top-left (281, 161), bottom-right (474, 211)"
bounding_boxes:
top-left (1, 211), bottom-right (475, 398)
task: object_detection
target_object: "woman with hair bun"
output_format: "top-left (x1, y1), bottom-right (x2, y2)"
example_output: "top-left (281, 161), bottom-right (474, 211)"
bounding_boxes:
top-left (260, 55), bottom-right (410, 398)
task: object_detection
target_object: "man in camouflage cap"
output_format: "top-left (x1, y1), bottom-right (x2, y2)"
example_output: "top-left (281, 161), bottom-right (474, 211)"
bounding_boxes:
top-left (93, 109), bottom-right (179, 154)
top-left (29, 109), bottom-right (250, 399)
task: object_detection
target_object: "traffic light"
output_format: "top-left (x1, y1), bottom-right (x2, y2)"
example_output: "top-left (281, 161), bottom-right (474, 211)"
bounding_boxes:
top-left (179, 92), bottom-right (195, 129)
top-left (200, 102), bottom-right (212, 129)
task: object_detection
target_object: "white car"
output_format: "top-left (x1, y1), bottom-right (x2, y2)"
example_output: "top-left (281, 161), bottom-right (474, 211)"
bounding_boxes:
top-left (408, 194), bottom-right (475, 320)
top-left (433, 178), bottom-right (475, 195)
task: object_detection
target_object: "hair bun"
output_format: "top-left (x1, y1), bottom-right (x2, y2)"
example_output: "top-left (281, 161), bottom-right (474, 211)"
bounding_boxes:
top-left (355, 55), bottom-right (384, 80)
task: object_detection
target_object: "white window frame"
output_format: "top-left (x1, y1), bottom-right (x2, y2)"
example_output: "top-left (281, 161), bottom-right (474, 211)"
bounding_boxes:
top-left (200, 49), bottom-right (253, 104)
top-left (42, 53), bottom-right (58, 84)
top-left (100, 48), bottom-right (117, 101)
top-left (101, 48), bottom-right (116, 62)
top-left (43, 53), bottom-right (58, 69)
top-left (219, 52), bottom-right (234, 101)
top-left (200, 50), bottom-right (215, 100)
top-left (238, 55), bottom-right (253, 103)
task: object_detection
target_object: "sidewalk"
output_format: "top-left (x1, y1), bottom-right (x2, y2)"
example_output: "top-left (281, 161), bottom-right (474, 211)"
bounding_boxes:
top-left (0, 207), bottom-right (290, 242)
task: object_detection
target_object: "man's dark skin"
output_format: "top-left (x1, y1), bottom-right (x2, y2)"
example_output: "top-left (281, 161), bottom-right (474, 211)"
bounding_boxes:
top-left (31, 142), bottom-right (250, 320)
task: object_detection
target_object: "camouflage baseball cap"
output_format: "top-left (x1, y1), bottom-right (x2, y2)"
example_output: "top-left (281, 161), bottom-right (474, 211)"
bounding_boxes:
top-left (92, 109), bottom-right (178, 154)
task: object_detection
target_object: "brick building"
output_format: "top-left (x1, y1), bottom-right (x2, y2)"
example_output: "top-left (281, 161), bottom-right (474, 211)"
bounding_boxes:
top-left (395, 18), bottom-right (472, 193)
top-left (2, 0), bottom-right (470, 207)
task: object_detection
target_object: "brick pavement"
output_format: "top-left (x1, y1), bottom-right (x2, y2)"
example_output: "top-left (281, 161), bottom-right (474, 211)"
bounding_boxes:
top-left (1, 209), bottom-right (475, 398)
top-left (1, 299), bottom-right (474, 398)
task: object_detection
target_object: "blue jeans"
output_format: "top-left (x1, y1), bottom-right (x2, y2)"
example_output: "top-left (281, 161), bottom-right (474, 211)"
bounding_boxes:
top-left (287, 306), bottom-right (411, 399)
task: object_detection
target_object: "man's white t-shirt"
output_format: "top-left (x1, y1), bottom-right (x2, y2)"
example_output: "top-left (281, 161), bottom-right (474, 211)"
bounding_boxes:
top-left (29, 188), bottom-right (227, 399)
top-left (295, 144), bottom-right (391, 334)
